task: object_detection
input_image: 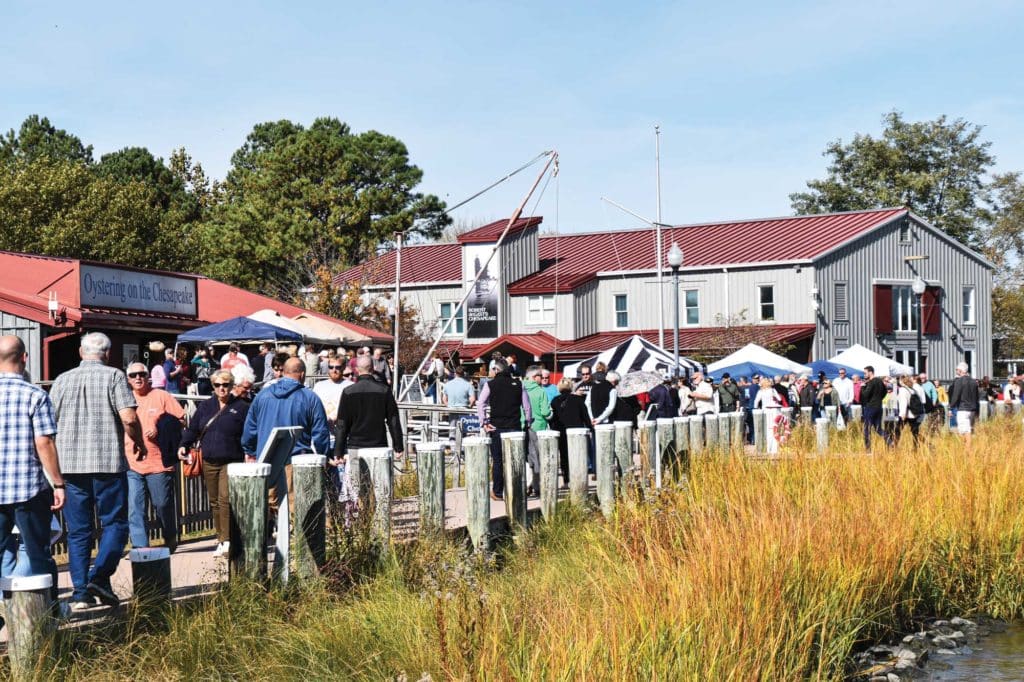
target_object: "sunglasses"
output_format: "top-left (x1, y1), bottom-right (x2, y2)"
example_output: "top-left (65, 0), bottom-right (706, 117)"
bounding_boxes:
top-left (127, 371), bottom-right (148, 378)
top-left (212, 382), bottom-right (232, 388)
top-left (343, 372), bottom-right (352, 377)
top-left (328, 365), bottom-right (345, 370)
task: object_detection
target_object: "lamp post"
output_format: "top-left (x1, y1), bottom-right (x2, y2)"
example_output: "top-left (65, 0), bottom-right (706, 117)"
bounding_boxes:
top-left (666, 242), bottom-right (683, 378)
top-left (911, 276), bottom-right (926, 373)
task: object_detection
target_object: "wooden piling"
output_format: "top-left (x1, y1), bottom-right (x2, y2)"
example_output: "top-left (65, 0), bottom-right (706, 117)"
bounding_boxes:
top-left (800, 406), bottom-right (813, 424)
top-left (228, 462), bottom-right (271, 581)
top-left (463, 436), bottom-right (491, 552)
top-left (753, 409), bottom-right (766, 453)
top-left (129, 547), bottom-right (171, 603)
top-left (717, 411), bottom-right (731, 453)
top-left (705, 414), bottom-right (719, 453)
top-left (995, 400), bottom-right (1007, 418)
top-left (979, 400), bottom-right (990, 421)
top-left (850, 404), bottom-right (863, 422)
top-left (500, 432), bottom-right (527, 530)
top-left (656, 418), bottom-right (675, 483)
top-left (595, 424), bottom-right (616, 518)
top-left (637, 421), bottom-right (656, 489)
top-left (360, 448), bottom-right (394, 545)
top-left (292, 454), bottom-right (327, 578)
top-left (673, 416), bottom-right (689, 480)
top-left (1, 574), bottom-right (54, 680)
top-left (415, 443), bottom-right (445, 536)
top-left (536, 430), bottom-right (560, 521)
top-left (825, 405), bottom-right (838, 427)
top-left (566, 427), bottom-right (590, 504)
top-left (688, 415), bottom-right (705, 456)
top-left (730, 412), bottom-right (744, 449)
top-left (815, 418), bottom-right (829, 453)
top-left (613, 421), bottom-right (634, 496)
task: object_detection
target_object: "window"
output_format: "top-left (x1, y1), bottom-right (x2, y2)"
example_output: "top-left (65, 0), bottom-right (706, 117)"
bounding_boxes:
top-left (758, 285), bottom-right (775, 321)
top-left (891, 285), bottom-right (917, 332)
top-left (834, 282), bottom-right (848, 321)
top-left (614, 294), bottom-right (628, 328)
top-left (527, 295), bottom-right (555, 325)
top-left (894, 350), bottom-right (923, 374)
top-left (684, 289), bottom-right (699, 326)
top-left (439, 302), bottom-right (464, 335)
top-left (899, 221), bottom-right (911, 243)
top-left (962, 286), bottom-right (976, 325)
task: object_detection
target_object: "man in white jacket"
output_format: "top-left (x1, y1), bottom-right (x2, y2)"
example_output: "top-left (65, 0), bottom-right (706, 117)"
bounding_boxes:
top-left (833, 368), bottom-right (854, 423)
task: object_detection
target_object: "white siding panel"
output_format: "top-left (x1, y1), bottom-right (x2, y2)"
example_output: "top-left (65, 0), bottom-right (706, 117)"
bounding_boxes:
top-left (0, 313), bottom-right (41, 382)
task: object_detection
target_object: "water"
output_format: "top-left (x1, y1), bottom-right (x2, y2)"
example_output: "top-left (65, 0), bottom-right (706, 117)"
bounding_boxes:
top-left (931, 624), bottom-right (1024, 680)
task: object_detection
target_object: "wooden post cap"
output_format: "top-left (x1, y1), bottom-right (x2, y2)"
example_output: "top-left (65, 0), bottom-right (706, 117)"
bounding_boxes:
top-left (499, 432), bottom-right (525, 440)
top-left (227, 462), bottom-right (272, 477)
top-left (292, 454), bottom-right (327, 467)
top-left (355, 447), bottom-right (392, 458)
top-left (463, 436), bottom-right (490, 446)
top-left (656, 418), bottom-right (675, 426)
top-left (128, 547), bottom-right (170, 563)
top-left (566, 427), bottom-right (590, 435)
top-left (536, 430), bottom-right (560, 439)
top-left (612, 421), bottom-right (632, 429)
top-left (416, 442), bottom-right (444, 452)
top-left (0, 574), bottom-right (52, 591)
top-left (595, 423), bottom-right (615, 432)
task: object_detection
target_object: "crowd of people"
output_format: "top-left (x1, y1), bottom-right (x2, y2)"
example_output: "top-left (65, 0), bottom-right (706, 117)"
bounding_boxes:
top-left (0, 335), bottom-right (405, 620)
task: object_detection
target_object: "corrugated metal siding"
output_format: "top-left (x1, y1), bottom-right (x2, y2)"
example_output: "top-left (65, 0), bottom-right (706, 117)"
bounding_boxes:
top-left (373, 285), bottom-right (463, 336)
top-left (814, 216), bottom-right (993, 379)
top-left (573, 280), bottom-right (598, 338)
top-left (0, 313), bottom-right (41, 382)
top-left (497, 228), bottom-right (540, 340)
top-left (593, 267), bottom-right (816, 332)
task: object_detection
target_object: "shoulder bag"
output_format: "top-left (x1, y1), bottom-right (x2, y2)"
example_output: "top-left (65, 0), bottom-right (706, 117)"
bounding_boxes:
top-left (184, 402), bottom-right (228, 478)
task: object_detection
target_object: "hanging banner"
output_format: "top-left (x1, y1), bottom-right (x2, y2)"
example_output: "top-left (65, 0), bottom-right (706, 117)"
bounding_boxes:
top-left (463, 243), bottom-right (499, 339)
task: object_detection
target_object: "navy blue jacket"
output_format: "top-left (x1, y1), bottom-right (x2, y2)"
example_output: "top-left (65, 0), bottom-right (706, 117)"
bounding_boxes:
top-left (180, 394), bottom-right (250, 464)
top-left (242, 378), bottom-right (330, 458)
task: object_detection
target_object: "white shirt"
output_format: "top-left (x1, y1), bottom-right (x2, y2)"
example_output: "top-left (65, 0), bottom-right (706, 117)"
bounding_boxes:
top-left (313, 378), bottom-right (352, 423)
top-left (833, 376), bottom-right (854, 405)
top-left (219, 351), bottom-right (249, 368)
top-left (693, 380), bottom-right (715, 415)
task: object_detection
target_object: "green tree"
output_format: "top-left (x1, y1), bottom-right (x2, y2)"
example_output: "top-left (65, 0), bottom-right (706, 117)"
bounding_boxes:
top-left (200, 117), bottom-right (450, 296)
top-left (791, 111), bottom-right (995, 245)
top-left (0, 115), bottom-right (93, 165)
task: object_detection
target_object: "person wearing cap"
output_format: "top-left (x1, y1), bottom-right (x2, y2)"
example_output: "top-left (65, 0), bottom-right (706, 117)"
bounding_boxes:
top-left (648, 371), bottom-right (678, 420)
top-left (949, 361), bottom-right (980, 446)
top-left (716, 373), bottom-right (741, 413)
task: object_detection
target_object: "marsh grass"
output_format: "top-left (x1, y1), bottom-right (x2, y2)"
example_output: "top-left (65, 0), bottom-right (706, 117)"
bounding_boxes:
top-left (14, 416), bottom-right (1024, 680)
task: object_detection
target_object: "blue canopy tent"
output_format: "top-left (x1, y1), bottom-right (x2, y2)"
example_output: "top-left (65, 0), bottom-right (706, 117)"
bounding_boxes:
top-left (806, 359), bottom-right (863, 379)
top-left (708, 361), bottom-right (791, 382)
top-left (176, 316), bottom-right (303, 345)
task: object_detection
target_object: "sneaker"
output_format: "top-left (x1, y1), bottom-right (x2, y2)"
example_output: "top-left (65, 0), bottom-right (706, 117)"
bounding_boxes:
top-left (69, 597), bottom-right (96, 611)
top-left (212, 542), bottom-right (225, 557)
top-left (86, 582), bottom-right (119, 607)
top-left (220, 540), bottom-right (229, 556)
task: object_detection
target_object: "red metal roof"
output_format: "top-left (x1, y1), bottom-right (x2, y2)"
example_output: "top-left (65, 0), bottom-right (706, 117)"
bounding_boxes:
top-left (457, 216), bottom-right (542, 244)
top-left (341, 208), bottom-right (908, 293)
top-left (334, 242), bottom-right (462, 288)
top-left (0, 250), bottom-right (389, 341)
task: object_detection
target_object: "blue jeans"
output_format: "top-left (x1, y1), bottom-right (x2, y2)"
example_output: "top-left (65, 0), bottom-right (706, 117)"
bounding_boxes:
top-left (64, 473), bottom-right (128, 601)
top-left (127, 470), bottom-right (177, 551)
top-left (0, 489), bottom-right (58, 602)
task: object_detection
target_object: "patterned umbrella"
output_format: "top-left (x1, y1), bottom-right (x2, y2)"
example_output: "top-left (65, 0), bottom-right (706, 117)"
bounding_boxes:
top-left (616, 370), bottom-right (665, 398)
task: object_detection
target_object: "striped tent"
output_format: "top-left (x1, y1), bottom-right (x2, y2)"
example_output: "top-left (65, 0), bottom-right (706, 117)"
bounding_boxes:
top-left (563, 335), bottom-right (704, 379)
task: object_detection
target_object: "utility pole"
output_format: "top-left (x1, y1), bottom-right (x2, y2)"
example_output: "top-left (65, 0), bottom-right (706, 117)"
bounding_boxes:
top-left (393, 231), bottom-right (402, 397)
top-left (655, 125), bottom-right (665, 349)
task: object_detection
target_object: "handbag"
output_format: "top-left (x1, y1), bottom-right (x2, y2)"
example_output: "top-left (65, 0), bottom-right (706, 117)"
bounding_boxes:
top-left (184, 403), bottom-right (228, 478)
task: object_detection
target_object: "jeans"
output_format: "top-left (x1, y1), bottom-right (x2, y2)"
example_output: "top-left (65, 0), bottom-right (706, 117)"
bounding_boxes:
top-left (487, 427), bottom-right (521, 498)
top-left (861, 406), bottom-right (888, 450)
top-left (64, 473), bottom-right (129, 601)
top-left (127, 470), bottom-right (177, 551)
top-left (0, 489), bottom-right (58, 602)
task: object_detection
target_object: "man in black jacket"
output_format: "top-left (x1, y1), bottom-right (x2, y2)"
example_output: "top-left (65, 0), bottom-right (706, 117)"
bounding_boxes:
top-left (859, 365), bottom-right (889, 450)
top-left (476, 359), bottom-right (531, 501)
top-left (333, 356), bottom-right (404, 459)
top-left (948, 361), bottom-right (980, 447)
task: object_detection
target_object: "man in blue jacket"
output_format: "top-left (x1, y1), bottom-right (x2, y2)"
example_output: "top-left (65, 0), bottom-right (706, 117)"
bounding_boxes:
top-left (242, 357), bottom-right (330, 513)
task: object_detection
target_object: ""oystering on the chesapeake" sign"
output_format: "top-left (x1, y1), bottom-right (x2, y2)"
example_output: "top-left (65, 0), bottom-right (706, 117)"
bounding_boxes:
top-left (79, 265), bottom-right (198, 317)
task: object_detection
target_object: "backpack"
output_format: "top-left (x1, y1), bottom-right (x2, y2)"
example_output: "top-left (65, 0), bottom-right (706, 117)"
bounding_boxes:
top-left (923, 390), bottom-right (935, 413)
top-left (908, 389), bottom-right (924, 417)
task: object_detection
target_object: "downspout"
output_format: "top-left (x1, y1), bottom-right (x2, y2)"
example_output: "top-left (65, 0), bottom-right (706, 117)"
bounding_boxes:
top-left (723, 268), bottom-right (729, 325)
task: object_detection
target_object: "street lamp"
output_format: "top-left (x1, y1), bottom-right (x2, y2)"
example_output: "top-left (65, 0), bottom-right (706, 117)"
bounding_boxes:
top-left (911, 276), bottom-right (926, 373)
top-left (666, 242), bottom-right (683, 378)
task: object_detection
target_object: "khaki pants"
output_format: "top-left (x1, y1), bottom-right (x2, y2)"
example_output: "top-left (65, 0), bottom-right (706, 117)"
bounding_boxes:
top-left (267, 463), bottom-right (294, 518)
top-left (202, 460), bottom-right (231, 543)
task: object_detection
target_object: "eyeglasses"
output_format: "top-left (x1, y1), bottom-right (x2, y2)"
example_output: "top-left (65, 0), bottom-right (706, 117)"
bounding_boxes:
top-left (328, 365), bottom-right (344, 370)
top-left (272, 367), bottom-right (283, 372)
top-left (127, 372), bottom-right (148, 378)
top-left (212, 382), bottom-right (232, 388)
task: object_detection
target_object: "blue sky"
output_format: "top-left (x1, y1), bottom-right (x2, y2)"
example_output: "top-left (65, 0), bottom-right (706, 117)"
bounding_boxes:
top-left (4, 1), bottom-right (1023, 234)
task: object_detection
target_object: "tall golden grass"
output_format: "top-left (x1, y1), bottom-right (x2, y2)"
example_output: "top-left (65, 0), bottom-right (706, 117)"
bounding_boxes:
top-left (30, 416), bottom-right (1024, 680)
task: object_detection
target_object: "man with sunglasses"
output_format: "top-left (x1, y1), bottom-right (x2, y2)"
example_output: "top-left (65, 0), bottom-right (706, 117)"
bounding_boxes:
top-left (124, 362), bottom-right (185, 554)
top-left (313, 359), bottom-right (354, 430)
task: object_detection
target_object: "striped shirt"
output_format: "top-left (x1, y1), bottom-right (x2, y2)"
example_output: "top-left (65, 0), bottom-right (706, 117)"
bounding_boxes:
top-left (0, 372), bottom-right (57, 505)
top-left (50, 360), bottom-right (137, 474)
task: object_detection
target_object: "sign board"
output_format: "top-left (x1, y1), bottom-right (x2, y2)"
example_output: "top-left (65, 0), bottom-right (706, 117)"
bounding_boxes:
top-left (79, 264), bottom-right (198, 317)
top-left (463, 243), bottom-right (499, 339)
top-left (257, 426), bottom-right (303, 583)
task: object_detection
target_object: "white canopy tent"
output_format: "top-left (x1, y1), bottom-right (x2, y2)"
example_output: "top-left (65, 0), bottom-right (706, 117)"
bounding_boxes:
top-left (829, 344), bottom-right (914, 377)
top-left (291, 312), bottom-right (374, 345)
top-left (707, 343), bottom-right (812, 376)
top-left (563, 335), bottom-right (703, 379)
top-left (246, 309), bottom-right (339, 346)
